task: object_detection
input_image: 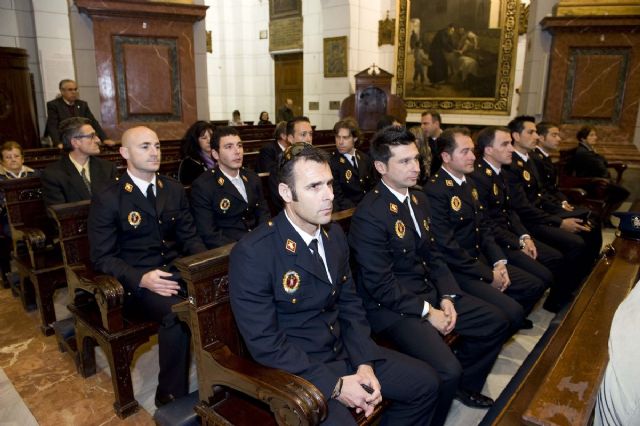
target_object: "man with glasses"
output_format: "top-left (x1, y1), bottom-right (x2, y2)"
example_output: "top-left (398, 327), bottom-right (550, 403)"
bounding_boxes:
top-left (41, 117), bottom-right (117, 206)
top-left (230, 143), bottom-right (439, 425)
top-left (45, 79), bottom-right (114, 147)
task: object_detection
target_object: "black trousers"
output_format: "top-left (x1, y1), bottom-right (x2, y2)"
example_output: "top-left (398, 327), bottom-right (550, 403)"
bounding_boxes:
top-left (380, 294), bottom-right (509, 426)
top-left (322, 347), bottom-right (439, 426)
top-left (528, 223), bottom-right (592, 302)
top-left (126, 289), bottom-right (190, 398)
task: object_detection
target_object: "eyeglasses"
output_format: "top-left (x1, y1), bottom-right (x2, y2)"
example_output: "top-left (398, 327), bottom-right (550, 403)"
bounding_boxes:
top-left (279, 142), bottom-right (313, 169)
top-left (74, 133), bottom-right (98, 140)
top-left (62, 87), bottom-right (78, 92)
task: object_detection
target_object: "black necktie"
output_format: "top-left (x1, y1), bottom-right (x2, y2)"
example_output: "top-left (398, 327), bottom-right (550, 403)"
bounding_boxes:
top-left (147, 183), bottom-right (156, 211)
top-left (403, 196), bottom-right (411, 210)
top-left (309, 238), bottom-right (329, 281)
top-left (351, 155), bottom-right (357, 168)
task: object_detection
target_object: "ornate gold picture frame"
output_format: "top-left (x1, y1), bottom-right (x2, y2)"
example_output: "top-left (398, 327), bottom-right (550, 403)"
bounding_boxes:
top-left (395, 0), bottom-right (519, 115)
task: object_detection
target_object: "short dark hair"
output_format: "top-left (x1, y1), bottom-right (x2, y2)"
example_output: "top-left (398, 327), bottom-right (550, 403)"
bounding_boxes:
top-left (273, 120), bottom-right (287, 140)
top-left (421, 110), bottom-right (442, 124)
top-left (180, 120), bottom-right (214, 159)
top-left (536, 121), bottom-right (559, 138)
top-left (576, 125), bottom-right (595, 142)
top-left (59, 117), bottom-right (91, 152)
top-left (333, 117), bottom-right (361, 142)
top-left (278, 143), bottom-right (329, 200)
top-left (476, 126), bottom-right (510, 156)
top-left (508, 115), bottom-right (536, 136)
top-left (286, 116), bottom-right (311, 136)
top-left (437, 127), bottom-right (470, 158)
top-left (370, 125), bottom-right (416, 164)
top-left (212, 126), bottom-right (240, 151)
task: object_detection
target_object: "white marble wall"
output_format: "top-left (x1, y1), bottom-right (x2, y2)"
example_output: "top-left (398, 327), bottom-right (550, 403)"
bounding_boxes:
top-left (204, 0), bottom-right (272, 125)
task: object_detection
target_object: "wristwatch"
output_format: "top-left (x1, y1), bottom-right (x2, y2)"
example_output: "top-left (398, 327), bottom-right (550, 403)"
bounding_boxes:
top-left (331, 377), bottom-right (343, 399)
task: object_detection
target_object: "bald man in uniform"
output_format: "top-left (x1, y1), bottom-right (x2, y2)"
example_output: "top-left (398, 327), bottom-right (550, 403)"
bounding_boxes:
top-left (89, 126), bottom-right (206, 407)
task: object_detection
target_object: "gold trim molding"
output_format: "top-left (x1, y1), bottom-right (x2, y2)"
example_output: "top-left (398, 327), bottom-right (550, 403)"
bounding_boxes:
top-left (555, 0), bottom-right (640, 16)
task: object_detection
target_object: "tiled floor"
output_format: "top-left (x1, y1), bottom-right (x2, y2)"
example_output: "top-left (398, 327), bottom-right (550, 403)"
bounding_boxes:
top-left (0, 223), bottom-right (622, 425)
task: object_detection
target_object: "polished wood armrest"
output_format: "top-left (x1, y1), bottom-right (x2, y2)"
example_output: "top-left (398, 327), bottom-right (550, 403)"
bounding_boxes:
top-left (204, 345), bottom-right (327, 425)
top-left (607, 161), bottom-right (627, 184)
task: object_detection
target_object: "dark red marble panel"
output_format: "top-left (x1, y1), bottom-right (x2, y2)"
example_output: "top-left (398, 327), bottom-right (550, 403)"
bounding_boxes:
top-left (123, 43), bottom-right (173, 116)
top-left (570, 54), bottom-right (622, 119)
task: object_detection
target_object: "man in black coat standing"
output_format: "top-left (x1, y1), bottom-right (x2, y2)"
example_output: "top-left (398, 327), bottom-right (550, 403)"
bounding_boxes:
top-left (89, 126), bottom-right (206, 407)
top-left (230, 143), bottom-right (439, 425)
top-left (44, 79), bottom-right (114, 146)
top-left (191, 126), bottom-right (270, 248)
top-left (41, 117), bottom-right (117, 207)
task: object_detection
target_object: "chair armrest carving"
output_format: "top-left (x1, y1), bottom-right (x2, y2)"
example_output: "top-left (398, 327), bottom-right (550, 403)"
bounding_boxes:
top-left (205, 345), bottom-right (327, 425)
top-left (607, 161), bottom-right (627, 184)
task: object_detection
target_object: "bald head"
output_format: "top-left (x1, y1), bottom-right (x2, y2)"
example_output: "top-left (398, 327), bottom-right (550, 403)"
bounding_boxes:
top-left (120, 126), bottom-right (161, 180)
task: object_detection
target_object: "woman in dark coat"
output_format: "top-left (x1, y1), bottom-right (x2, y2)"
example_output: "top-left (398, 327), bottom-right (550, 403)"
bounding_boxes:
top-left (178, 121), bottom-right (215, 185)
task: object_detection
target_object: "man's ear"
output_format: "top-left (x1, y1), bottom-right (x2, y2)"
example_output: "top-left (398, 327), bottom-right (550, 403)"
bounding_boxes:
top-left (211, 149), bottom-right (220, 161)
top-left (119, 146), bottom-right (129, 160)
top-left (441, 151), bottom-right (452, 164)
top-left (374, 160), bottom-right (387, 176)
top-left (279, 182), bottom-right (293, 203)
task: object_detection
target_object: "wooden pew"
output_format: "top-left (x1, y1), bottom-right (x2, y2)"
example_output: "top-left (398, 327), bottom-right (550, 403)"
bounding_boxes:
top-left (49, 200), bottom-right (158, 418)
top-left (0, 176), bottom-right (67, 335)
top-left (490, 207), bottom-right (640, 425)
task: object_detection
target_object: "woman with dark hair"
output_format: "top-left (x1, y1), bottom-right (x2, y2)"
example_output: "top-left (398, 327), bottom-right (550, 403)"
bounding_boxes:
top-left (574, 125), bottom-right (630, 226)
top-left (178, 120), bottom-right (215, 185)
top-left (258, 111), bottom-right (272, 125)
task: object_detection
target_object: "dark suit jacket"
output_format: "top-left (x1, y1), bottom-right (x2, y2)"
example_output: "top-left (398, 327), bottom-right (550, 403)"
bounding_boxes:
top-left (88, 173), bottom-right (205, 294)
top-left (178, 156), bottom-right (208, 186)
top-left (424, 170), bottom-right (505, 283)
top-left (574, 142), bottom-right (609, 178)
top-left (256, 140), bottom-right (283, 173)
top-left (502, 156), bottom-right (563, 228)
top-left (44, 97), bottom-right (107, 144)
top-left (530, 147), bottom-right (567, 214)
top-left (329, 150), bottom-right (377, 210)
top-left (470, 160), bottom-right (530, 250)
top-left (190, 167), bottom-right (270, 248)
top-left (348, 182), bottom-right (461, 333)
top-left (229, 212), bottom-right (382, 399)
top-left (41, 155), bottom-right (117, 207)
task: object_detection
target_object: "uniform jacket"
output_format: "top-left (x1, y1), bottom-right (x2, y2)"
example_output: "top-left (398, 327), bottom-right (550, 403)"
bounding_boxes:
top-left (329, 150), bottom-right (377, 210)
top-left (190, 167), bottom-right (270, 248)
top-left (424, 170), bottom-right (504, 282)
top-left (88, 172), bottom-right (206, 294)
top-left (502, 155), bottom-right (563, 228)
top-left (44, 97), bottom-right (107, 144)
top-left (470, 160), bottom-right (529, 251)
top-left (41, 154), bottom-right (117, 206)
top-left (574, 142), bottom-right (609, 178)
top-left (229, 211), bottom-right (382, 399)
top-left (178, 156), bottom-right (208, 186)
top-left (530, 147), bottom-right (567, 210)
top-left (256, 140), bottom-right (283, 173)
top-left (348, 182), bottom-right (461, 333)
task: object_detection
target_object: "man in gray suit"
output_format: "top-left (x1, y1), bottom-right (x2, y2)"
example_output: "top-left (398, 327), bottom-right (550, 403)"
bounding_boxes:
top-left (41, 117), bottom-right (117, 207)
top-left (44, 79), bottom-right (114, 147)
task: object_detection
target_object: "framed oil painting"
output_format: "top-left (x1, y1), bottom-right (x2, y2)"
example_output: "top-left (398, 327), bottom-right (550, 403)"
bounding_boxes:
top-left (324, 36), bottom-right (348, 78)
top-left (395, 0), bottom-right (519, 114)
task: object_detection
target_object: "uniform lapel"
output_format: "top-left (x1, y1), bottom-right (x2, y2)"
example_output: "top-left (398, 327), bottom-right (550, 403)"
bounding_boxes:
top-left (320, 226), bottom-right (338, 285)
top-left (215, 168), bottom-right (246, 204)
top-left (121, 173), bottom-right (156, 217)
top-left (275, 213), bottom-right (332, 286)
top-left (155, 175), bottom-right (167, 215)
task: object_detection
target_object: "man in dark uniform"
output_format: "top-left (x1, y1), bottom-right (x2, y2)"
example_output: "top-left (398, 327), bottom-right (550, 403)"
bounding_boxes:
top-left (230, 143), bottom-right (439, 425)
top-left (44, 79), bottom-right (114, 147)
top-left (424, 127), bottom-right (544, 330)
top-left (89, 126), bottom-right (206, 407)
top-left (191, 126), bottom-right (270, 248)
top-left (471, 126), bottom-right (569, 313)
top-left (329, 118), bottom-right (376, 210)
top-left (256, 121), bottom-right (289, 173)
top-left (41, 117), bottom-right (117, 207)
top-left (349, 126), bottom-right (510, 424)
top-left (504, 116), bottom-right (596, 311)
